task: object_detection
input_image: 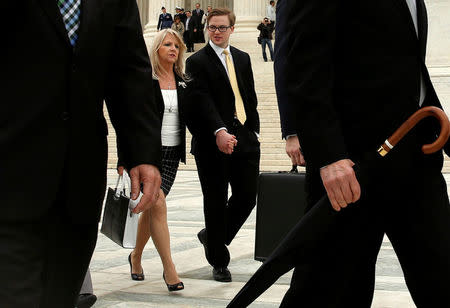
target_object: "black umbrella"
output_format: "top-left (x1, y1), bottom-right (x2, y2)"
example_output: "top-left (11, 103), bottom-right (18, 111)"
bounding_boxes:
top-left (227, 106), bottom-right (450, 308)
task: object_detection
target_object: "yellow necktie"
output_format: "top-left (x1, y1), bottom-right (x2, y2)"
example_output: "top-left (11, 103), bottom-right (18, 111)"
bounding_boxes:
top-left (223, 50), bottom-right (246, 123)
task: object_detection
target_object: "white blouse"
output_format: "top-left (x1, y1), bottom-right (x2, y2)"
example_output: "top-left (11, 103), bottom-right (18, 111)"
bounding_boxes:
top-left (161, 89), bottom-right (181, 146)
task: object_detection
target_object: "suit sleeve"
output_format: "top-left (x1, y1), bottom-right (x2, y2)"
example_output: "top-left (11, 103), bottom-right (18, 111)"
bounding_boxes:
top-left (285, 0), bottom-right (347, 168)
top-left (245, 54), bottom-right (260, 134)
top-left (185, 56), bottom-right (226, 136)
top-left (274, 0), bottom-right (297, 139)
top-left (105, 0), bottom-right (161, 171)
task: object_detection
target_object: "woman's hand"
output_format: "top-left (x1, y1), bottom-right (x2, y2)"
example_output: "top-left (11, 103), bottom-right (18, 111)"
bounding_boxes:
top-left (117, 166), bottom-right (124, 176)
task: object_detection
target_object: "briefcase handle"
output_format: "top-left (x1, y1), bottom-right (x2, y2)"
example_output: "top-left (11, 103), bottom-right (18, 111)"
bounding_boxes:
top-left (114, 171), bottom-right (131, 198)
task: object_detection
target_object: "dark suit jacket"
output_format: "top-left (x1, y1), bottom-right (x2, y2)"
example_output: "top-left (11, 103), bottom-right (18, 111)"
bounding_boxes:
top-left (118, 74), bottom-right (188, 165)
top-left (157, 13), bottom-right (173, 30)
top-left (191, 9), bottom-right (204, 27)
top-left (1, 0), bottom-right (161, 223)
top-left (185, 44), bottom-right (260, 155)
top-left (184, 17), bottom-right (197, 41)
top-left (285, 0), bottom-right (445, 169)
top-left (274, 0), bottom-right (297, 139)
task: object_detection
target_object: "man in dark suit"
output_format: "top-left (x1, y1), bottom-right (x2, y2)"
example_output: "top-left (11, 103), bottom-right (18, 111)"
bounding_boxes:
top-left (0, 1), bottom-right (162, 307)
top-left (282, 0), bottom-right (450, 307)
top-left (157, 7), bottom-right (173, 31)
top-left (192, 2), bottom-right (205, 43)
top-left (185, 8), bottom-right (260, 283)
top-left (273, 0), bottom-right (304, 167)
top-left (184, 10), bottom-right (196, 52)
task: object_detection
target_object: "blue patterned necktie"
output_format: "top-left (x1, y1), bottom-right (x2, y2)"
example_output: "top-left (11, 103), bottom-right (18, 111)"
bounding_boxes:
top-left (57, 0), bottom-right (81, 46)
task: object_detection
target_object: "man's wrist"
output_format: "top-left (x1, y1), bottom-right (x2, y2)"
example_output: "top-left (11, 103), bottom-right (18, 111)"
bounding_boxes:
top-left (214, 127), bottom-right (227, 136)
top-left (285, 134), bottom-right (297, 140)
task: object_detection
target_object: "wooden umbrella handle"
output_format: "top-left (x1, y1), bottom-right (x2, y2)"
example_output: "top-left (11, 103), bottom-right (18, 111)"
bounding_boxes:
top-left (377, 106), bottom-right (450, 156)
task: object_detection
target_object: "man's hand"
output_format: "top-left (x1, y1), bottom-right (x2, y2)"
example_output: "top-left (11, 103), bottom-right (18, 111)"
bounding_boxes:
top-left (285, 136), bottom-right (305, 166)
top-left (216, 130), bottom-right (237, 154)
top-left (129, 164), bottom-right (161, 214)
top-left (319, 159), bottom-right (360, 212)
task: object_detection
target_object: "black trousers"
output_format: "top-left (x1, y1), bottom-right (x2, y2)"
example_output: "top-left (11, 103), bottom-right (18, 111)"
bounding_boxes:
top-left (184, 31), bottom-right (194, 51)
top-left (195, 138), bottom-right (260, 268)
top-left (280, 141), bottom-right (450, 307)
top-left (0, 199), bottom-right (98, 307)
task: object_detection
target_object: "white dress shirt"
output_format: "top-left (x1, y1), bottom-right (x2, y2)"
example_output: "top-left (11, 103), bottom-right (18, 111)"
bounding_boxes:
top-left (161, 89), bottom-right (181, 146)
top-left (209, 40), bottom-right (232, 77)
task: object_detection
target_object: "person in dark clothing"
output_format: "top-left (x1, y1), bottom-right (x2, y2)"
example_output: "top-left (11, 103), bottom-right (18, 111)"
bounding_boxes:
top-left (278, 0), bottom-right (450, 307)
top-left (184, 10), bottom-right (196, 52)
top-left (157, 7), bottom-right (173, 31)
top-left (257, 17), bottom-right (275, 62)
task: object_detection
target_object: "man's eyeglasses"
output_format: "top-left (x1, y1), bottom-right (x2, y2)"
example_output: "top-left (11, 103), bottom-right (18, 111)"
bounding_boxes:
top-left (207, 25), bottom-right (231, 32)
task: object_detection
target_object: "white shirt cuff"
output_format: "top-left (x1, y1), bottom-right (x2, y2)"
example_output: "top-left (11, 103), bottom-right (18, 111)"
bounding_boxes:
top-left (214, 127), bottom-right (227, 136)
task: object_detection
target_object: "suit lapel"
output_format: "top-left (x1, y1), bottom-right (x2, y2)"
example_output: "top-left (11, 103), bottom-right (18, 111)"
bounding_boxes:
top-left (36, 0), bottom-right (71, 47)
top-left (205, 44), bottom-right (232, 89)
top-left (73, 0), bottom-right (90, 54)
top-left (391, 0), bottom-right (420, 41)
top-left (416, 0), bottom-right (428, 60)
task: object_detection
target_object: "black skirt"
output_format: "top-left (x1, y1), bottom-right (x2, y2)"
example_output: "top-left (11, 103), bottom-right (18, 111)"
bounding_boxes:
top-left (160, 146), bottom-right (182, 196)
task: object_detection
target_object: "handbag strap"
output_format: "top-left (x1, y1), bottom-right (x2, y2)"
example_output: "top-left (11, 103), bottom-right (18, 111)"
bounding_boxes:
top-left (114, 171), bottom-right (131, 197)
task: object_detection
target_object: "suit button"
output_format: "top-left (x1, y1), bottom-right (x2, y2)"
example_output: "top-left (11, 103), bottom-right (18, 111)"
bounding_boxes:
top-left (72, 64), bottom-right (76, 72)
top-left (61, 112), bottom-right (70, 121)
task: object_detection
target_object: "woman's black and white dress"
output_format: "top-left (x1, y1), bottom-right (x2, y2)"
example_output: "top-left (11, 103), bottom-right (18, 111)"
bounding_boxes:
top-left (160, 88), bottom-right (182, 195)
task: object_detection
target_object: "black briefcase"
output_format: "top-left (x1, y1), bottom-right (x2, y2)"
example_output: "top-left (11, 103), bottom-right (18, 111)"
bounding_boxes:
top-left (254, 166), bottom-right (308, 261)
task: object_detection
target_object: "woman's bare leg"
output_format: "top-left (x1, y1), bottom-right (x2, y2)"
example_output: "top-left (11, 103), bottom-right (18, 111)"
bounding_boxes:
top-left (149, 189), bottom-right (181, 285)
top-left (130, 208), bottom-right (151, 274)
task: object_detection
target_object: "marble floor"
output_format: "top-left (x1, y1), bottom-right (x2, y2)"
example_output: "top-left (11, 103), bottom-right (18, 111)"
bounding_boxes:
top-left (90, 170), bottom-right (450, 308)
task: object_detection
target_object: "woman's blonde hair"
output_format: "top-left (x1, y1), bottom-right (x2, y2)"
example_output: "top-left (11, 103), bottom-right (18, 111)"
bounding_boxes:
top-left (150, 29), bottom-right (187, 80)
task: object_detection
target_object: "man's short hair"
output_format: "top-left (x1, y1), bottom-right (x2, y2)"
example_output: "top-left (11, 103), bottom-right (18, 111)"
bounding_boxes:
top-left (185, 10), bottom-right (191, 14)
top-left (206, 8), bottom-right (236, 27)
top-left (161, 6), bottom-right (165, 10)
top-left (270, 1), bottom-right (275, 4)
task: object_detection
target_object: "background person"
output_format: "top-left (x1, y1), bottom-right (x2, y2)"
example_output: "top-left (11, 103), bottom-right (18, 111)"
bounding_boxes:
top-left (266, 1), bottom-right (276, 26)
top-left (192, 2), bottom-right (205, 43)
top-left (119, 29), bottom-right (188, 292)
top-left (184, 10), bottom-right (196, 52)
top-left (257, 18), bottom-right (274, 62)
top-left (157, 7), bottom-right (173, 31)
top-left (171, 15), bottom-right (185, 38)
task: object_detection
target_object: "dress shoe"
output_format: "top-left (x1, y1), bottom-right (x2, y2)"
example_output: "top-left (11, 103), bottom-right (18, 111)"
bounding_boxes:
top-left (213, 266), bottom-right (232, 282)
top-left (76, 293), bottom-right (97, 308)
top-left (197, 228), bottom-right (209, 259)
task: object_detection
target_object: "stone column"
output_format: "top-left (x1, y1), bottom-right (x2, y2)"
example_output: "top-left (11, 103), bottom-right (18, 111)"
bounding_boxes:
top-left (136, 0), bottom-right (149, 29)
top-left (233, 0), bottom-right (266, 32)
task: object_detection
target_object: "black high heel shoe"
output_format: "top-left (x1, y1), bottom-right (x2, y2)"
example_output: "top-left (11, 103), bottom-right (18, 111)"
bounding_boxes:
top-left (163, 273), bottom-right (184, 292)
top-left (128, 253), bottom-right (145, 281)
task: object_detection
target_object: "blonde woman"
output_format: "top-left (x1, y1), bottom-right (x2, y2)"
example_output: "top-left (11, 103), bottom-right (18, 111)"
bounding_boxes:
top-left (118, 29), bottom-right (188, 292)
